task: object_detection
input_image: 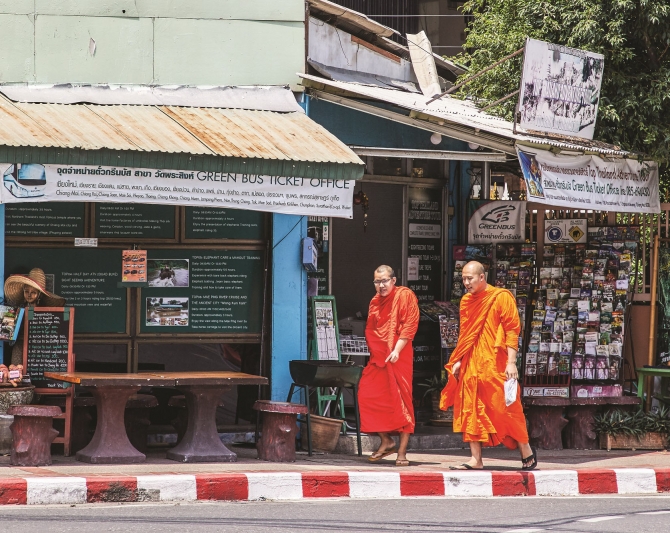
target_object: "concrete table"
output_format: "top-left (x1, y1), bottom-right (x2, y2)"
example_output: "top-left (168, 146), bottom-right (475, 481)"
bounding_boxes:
top-left (44, 371), bottom-right (267, 464)
top-left (565, 396), bottom-right (641, 449)
top-left (522, 397), bottom-right (571, 450)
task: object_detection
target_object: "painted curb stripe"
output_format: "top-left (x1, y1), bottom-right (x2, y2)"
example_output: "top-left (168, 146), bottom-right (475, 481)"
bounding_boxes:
top-left (0, 468), bottom-right (667, 505)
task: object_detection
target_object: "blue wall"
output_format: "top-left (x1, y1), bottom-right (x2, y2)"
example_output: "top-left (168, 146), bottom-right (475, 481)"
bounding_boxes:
top-left (270, 213), bottom-right (307, 401)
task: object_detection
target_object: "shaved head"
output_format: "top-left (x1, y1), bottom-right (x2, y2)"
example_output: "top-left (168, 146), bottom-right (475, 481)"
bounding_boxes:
top-left (463, 261), bottom-right (485, 275)
top-left (462, 261), bottom-right (487, 295)
top-left (375, 265), bottom-right (395, 278)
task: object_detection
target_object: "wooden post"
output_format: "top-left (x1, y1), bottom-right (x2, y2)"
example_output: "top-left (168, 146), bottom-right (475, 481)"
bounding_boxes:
top-left (647, 235), bottom-right (660, 411)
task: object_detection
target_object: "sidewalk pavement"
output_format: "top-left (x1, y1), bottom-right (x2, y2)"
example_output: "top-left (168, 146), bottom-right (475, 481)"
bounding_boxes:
top-left (2, 444), bottom-right (670, 504)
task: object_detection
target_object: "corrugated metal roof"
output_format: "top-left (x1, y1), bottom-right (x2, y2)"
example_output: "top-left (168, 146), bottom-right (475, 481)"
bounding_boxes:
top-left (0, 93), bottom-right (363, 167)
top-left (300, 74), bottom-right (633, 158)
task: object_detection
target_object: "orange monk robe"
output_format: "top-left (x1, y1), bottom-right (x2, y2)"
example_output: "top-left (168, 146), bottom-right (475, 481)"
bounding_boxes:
top-left (440, 285), bottom-right (529, 449)
top-left (358, 286), bottom-right (420, 434)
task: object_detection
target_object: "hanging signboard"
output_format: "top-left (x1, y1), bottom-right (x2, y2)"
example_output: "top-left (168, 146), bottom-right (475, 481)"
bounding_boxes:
top-left (518, 38), bottom-right (604, 139)
top-left (517, 145), bottom-right (660, 214)
top-left (0, 163), bottom-right (354, 219)
top-left (544, 219), bottom-right (587, 244)
top-left (468, 200), bottom-right (526, 244)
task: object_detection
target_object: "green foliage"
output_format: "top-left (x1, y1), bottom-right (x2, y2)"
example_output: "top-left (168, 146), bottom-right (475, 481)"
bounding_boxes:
top-left (417, 373), bottom-right (448, 399)
top-left (594, 406), bottom-right (670, 437)
top-left (456, 0), bottom-right (670, 188)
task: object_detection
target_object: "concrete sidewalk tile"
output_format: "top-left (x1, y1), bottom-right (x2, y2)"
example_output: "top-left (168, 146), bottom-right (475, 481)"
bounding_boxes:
top-left (348, 471), bottom-right (401, 499)
top-left (26, 477), bottom-right (87, 505)
top-left (443, 471), bottom-right (493, 497)
top-left (195, 473), bottom-right (249, 501)
top-left (577, 469), bottom-right (618, 495)
top-left (0, 478), bottom-right (27, 505)
top-left (491, 471), bottom-right (535, 497)
top-left (614, 468), bottom-right (658, 494)
top-left (86, 476), bottom-right (139, 503)
top-left (136, 474), bottom-right (197, 502)
top-left (246, 472), bottom-right (303, 501)
top-left (400, 472), bottom-right (445, 496)
top-left (302, 472), bottom-right (350, 498)
top-left (532, 470), bottom-right (579, 496)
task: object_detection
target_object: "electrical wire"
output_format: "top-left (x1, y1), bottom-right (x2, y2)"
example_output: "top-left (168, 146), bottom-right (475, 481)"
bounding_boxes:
top-left (272, 216), bottom-right (305, 250)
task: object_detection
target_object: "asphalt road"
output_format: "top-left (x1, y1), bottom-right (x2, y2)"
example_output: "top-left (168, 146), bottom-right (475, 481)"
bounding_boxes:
top-left (2, 497), bottom-right (670, 532)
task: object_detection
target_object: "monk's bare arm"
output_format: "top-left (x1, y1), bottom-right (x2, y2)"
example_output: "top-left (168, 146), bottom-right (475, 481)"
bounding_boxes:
top-left (386, 338), bottom-right (409, 363)
top-left (506, 347), bottom-right (519, 380)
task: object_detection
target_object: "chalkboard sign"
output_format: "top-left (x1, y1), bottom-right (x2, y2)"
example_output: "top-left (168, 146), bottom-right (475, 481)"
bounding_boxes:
top-left (139, 249), bottom-right (264, 335)
top-left (6, 202), bottom-right (85, 238)
top-left (23, 307), bottom-right (74, 389)
top-left (95, 203), bottom-right (176, 240)
top-left (6, 248), bottom-right (127, 334)
top-left (184, 207), bottom-right (265, 241)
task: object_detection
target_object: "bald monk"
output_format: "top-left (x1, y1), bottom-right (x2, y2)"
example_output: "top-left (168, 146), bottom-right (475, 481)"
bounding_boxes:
top-left (441, 261), bottom-right (537, 470)
top-left (358, 265), bottom-right (419, 466)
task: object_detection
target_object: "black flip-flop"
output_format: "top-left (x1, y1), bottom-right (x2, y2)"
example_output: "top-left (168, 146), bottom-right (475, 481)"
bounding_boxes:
top-left (521, 446), bottom-right (538, 471)
top-left (449, 463), bottom-right (474, 470)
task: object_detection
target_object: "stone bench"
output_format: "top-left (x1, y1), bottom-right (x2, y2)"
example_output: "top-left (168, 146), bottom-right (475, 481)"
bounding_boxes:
top-left (253, 401), bottom-right (308, 462)
top-left (7, 405), bottom-right (61, 466)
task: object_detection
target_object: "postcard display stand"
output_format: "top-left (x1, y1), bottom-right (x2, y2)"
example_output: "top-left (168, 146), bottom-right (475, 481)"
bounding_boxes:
top-left (451, 244), bottom-right (537, 372)
top-left (524, 227), bottom-right (638, 399)
top-left (23, 307), bottom-right (76, 455)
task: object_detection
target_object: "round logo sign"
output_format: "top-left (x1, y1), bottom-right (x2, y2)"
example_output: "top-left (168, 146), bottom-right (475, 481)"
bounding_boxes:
top-left (547, 226), bottom-right (563, 242)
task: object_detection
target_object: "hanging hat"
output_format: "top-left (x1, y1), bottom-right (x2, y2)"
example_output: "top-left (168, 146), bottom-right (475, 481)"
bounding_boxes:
top-left (4, 268), bottom-right (65, 307)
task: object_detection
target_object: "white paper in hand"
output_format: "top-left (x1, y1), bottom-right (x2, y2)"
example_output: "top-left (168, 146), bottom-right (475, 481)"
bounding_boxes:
top-left (504, 378), bottom-right (518, 407)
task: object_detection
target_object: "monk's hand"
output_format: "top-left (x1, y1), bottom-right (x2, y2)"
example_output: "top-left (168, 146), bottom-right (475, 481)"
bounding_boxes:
top-left (505, 362), bottom-right (519, 381)
top-left (385, 350), bottom-right (400, 364)
top-left (452, 361), bottom-right (461, 378)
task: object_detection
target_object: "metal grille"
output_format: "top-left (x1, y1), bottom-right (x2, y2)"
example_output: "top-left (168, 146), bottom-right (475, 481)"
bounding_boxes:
top-left (339, 336), bottom-right (370, 356)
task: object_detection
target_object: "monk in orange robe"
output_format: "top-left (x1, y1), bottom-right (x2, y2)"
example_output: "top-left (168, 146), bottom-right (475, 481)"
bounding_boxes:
top-left (441, 261), bottom-right (537, 470)
top-left (358, 265), bottom-right (419, 466)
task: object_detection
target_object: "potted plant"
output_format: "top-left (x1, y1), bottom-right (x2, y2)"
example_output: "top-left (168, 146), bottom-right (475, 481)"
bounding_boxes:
top-left (594, 407), bottom-right (670, 451)
top-left (418, 374), bottom-right (452, 422)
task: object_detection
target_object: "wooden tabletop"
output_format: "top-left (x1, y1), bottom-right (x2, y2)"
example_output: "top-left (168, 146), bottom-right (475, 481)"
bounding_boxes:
top-left (43, 371), bottom-right (268, 387)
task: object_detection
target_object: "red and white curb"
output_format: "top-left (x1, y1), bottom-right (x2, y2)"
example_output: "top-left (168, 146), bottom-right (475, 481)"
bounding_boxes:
top-left (1, 469), bottom-right (669, 505)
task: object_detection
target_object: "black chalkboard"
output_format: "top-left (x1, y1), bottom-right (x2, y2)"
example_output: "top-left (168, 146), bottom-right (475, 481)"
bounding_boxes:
top-left (6, 248), bottom-right (127, 334)
top-left (6, 202), bottom-right (85, 238)
top-left (139, 249), bottom-right (264, 335)
top-left (184, 207), bottom-right (265, 241)
top-left (95, 203), bottom-right (176, 240)
top-left (24, 308), bottom-right (74, 389)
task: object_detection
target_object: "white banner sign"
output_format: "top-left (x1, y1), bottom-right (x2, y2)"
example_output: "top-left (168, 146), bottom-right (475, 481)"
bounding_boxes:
top-left (468, 201), bottom-right (526, 244)
top-left (519, 38), bottom-right (604, 139)
top-left (517, 145), bottom-right (660, 214)
top-left (0, 163), bottom-right (355, 218)
top-left (544, 219), bottom-right (587, 244)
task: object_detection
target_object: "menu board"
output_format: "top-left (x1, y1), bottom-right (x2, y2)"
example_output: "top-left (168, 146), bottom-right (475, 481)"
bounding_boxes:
top-left (307, 217), bottom-right (330, 295)
top-left (407, 188), bottom-right (442, 302)
top-left (184, 207), bottom-right (265, 240)
top-left (24, 308), bottom-right (73, 389)
top-left (6, 202), bottom-right (85, 238)
top-left (6, 248), bottom-right (127, 334)
top-left (139, 249), bottom-right (264, 335)
top-left (95, 203), bottom-right (176, 239)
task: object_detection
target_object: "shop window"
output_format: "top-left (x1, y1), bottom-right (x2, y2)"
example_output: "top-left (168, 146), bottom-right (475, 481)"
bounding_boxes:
top-left (411, 159), bottom-right (443, 179)
top-left (371, 157), bottom-right (404, 176)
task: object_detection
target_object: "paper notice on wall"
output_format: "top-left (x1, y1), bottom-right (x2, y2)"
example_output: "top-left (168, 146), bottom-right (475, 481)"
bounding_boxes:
top-left (407, 257), bottom-right (419, 281)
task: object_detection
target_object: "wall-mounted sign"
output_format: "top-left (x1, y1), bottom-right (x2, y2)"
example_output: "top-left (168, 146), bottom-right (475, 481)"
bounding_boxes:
top-left (544, 219), bottom-right (587, 244)
top-left (518, 38), bottom-right (604, 139)
top-left (468, 201), bottom-right (526, 244)
top-left (0, 163), bottom-right (354, 219)
top-left (517, 145), bottom-right (660, 214)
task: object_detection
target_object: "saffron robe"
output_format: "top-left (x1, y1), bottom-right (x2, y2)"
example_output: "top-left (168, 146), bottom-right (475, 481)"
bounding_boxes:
top-left (440, 285), bottom-right (529, 448)
top-left (358, 286), bottom-right (420, 434)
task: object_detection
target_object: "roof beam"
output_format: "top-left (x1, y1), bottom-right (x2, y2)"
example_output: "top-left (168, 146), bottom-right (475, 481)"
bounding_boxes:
top-left (349, 146), bottom-right (508, 162)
